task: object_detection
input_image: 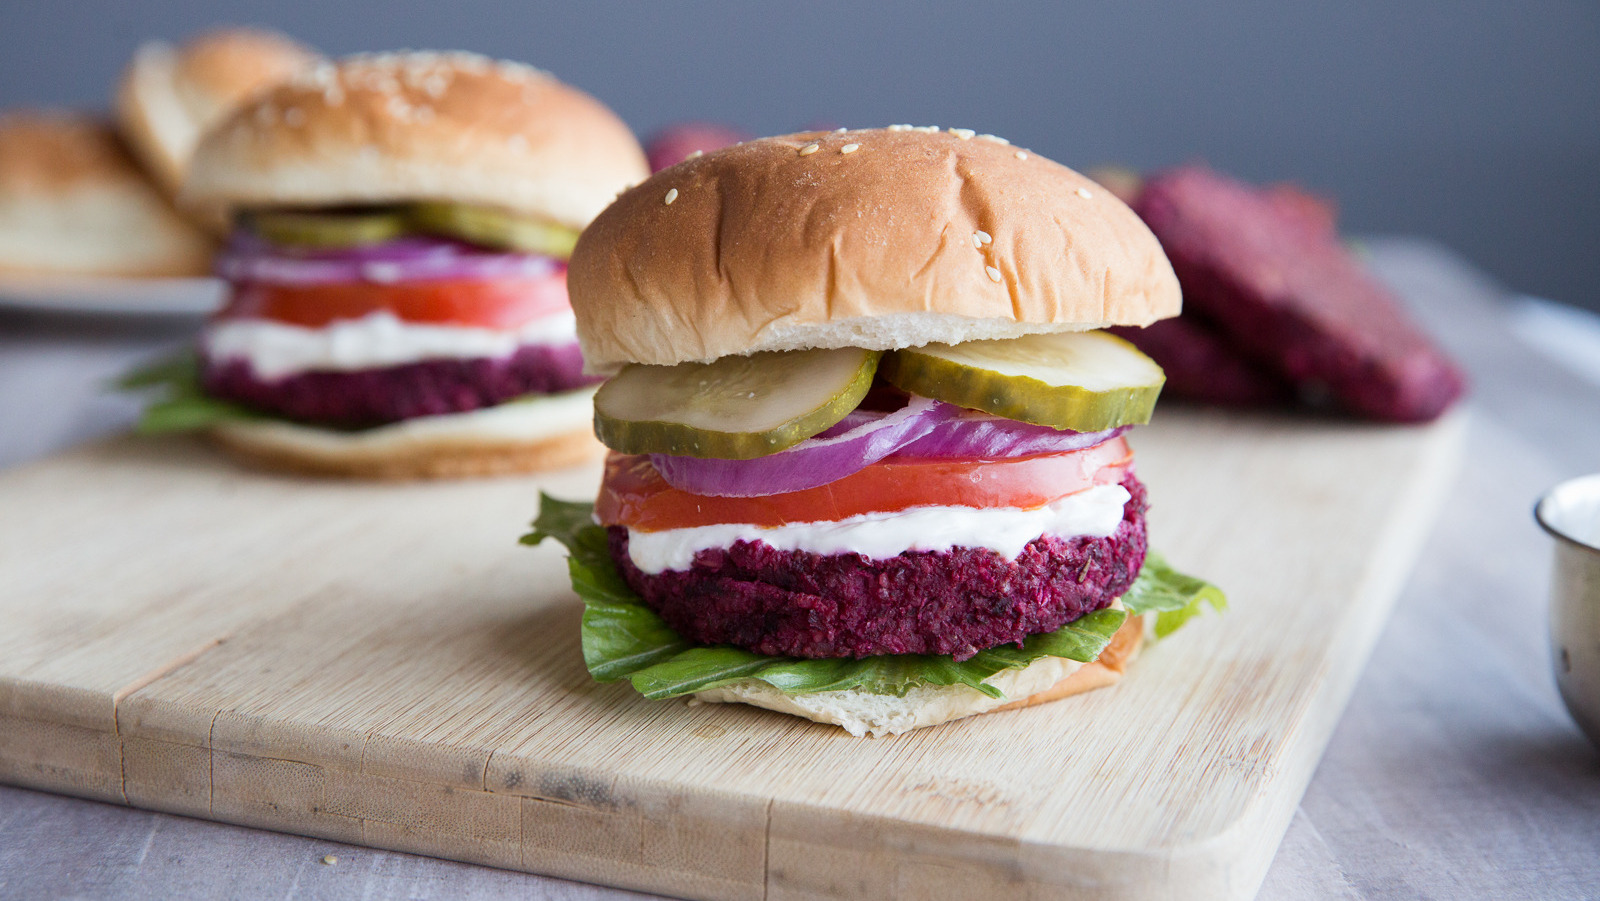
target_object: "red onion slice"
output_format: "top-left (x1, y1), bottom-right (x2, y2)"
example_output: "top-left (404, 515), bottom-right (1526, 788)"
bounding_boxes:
top-left (649, 396), bottom-right (949, 497)
top-left (215, 232), bottom-right (560, 286)
top-left (648, 397), bottom-right (1128, 498)
top-left (897, 412), bottom-right (1127, 458)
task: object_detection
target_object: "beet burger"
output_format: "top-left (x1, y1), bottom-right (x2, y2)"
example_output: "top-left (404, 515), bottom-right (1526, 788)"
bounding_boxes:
top-left (529, 127), bottom-right (1223, 736)
top-left (128, 52), bottom-right (648, 478)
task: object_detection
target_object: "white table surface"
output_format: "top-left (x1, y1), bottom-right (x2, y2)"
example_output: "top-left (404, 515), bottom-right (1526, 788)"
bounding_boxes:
top-left (2, 237), bottom-right (1598, 900)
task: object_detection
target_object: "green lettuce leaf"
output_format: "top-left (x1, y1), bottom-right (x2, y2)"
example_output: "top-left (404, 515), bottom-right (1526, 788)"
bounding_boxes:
top-left (523, 494), bottom-right (693, 680)
top-left (116, 351), bottom-right (263, 434)
top-left (524, 494), bottom-right (1224, 701)
top-left (1122, 550), bottom-right (1229, 638)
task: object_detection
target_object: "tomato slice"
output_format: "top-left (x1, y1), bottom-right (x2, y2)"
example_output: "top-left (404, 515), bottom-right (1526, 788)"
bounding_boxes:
top-left (596, 436), bottom-right (1134, 531)
top-left (216, 270), bottom-right (570, 329)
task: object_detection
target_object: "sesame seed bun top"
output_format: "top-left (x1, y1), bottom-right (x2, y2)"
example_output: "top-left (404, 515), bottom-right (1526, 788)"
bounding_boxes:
top-left (568, 127), bottom-right (1181, 372)
top-left (182, 51), bottom-right (649, 229)
top-left (116, 27), bottom-right (320, 197)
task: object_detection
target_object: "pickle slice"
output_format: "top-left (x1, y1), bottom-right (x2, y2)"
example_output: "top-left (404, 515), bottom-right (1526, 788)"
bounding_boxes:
top-left (247, 209), bottom-right (410, 248)
top-left (594, 348), bottom-right (881, 459)
top-left (410, 203), bottom-right (580, 257)
top-left (880, 331), bottom-right (1165, 432)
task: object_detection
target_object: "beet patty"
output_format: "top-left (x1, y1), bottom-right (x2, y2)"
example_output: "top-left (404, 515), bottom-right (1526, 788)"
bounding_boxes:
top-left (1133, 166), bottom-right (1464, 422)
top-left (202, 341), bottom-right (599, 428)
top-left (609, 474), bottom-right (1149, 661)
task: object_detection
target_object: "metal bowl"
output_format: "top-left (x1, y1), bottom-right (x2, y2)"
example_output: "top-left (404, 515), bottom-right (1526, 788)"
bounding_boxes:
top-left (1536, 473), bottom-right (1600, 748)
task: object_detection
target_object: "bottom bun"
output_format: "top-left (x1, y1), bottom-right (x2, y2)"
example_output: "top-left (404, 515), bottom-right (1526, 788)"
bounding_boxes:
top-left (692, 608), bottom-right (1145, 737)
top-left (210, 388), bottom-right (601, 479)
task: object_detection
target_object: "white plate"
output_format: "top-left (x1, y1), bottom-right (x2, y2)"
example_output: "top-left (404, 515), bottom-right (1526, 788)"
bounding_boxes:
top-left (0, 275), bottom-right (224, 316)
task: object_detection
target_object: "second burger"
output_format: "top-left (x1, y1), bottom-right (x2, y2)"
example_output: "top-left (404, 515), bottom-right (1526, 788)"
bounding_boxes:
top-left (138, 52), bottom-right (648, 478)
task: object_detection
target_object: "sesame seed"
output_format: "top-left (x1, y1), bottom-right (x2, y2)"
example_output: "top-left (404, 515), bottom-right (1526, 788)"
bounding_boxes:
top-left (1016, 150), bottom-right (1029, 160)
top-left (835, 127), bottom-right (848, 133)
top-left (840, 143), bottom-right (860, 154)
top-left (888, 124), bottom-right (912, 131)
top-left (664, 188), bottom-right (679, 205)
top-left (949, 128), bottom-right (975, 140)
top-left (976, 230), bottom-right (992, 245)
top-left (685, 149), bottom-right (703, 159)
top-left (283, 107), bottom-right (305, 127)
top-left (986, 266), bottom-right (1003, 282)
top-left (916, 125), bottom-right (940, 133)
top-left (322, 855), bottom-right (338, 866)
top-left (1076, 187), bottom-right (1094, 199)
top-left (972, 233), bottom-right (983, 249)
top-left (798, 143), bottom-right (820, 155)
top-left (978, 134), bottom-right (1010, 144)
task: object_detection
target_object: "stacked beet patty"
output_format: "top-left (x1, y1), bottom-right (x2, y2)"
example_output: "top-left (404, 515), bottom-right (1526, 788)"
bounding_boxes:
top-left (1113, 166), bottom-right (1465, 421)
top-left (201, 341), bottom-right (598, 428)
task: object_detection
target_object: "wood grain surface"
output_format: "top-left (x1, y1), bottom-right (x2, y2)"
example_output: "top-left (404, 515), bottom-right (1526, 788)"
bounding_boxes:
top-left (0, 405), bottom-right (1465, 901)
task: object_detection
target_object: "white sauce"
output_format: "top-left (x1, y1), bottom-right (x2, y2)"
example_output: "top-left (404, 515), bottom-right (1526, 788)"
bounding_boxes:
top-left (625, 483), bottom-right (1131, 575)
top-left (201, 310), bottom-right (579, 379)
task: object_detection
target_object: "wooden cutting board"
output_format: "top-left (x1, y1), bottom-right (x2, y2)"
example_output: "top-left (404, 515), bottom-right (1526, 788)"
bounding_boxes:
top-left (0, 407), bottom-right (1464, 901)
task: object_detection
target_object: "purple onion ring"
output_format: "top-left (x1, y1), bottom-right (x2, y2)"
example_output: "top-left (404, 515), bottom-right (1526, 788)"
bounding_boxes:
top-left (649, 397), bottom-right (1126, 498)
top-left (215, 232), bottom-right (560, 286)
top-left (648, 396), bottom-right (949, 497)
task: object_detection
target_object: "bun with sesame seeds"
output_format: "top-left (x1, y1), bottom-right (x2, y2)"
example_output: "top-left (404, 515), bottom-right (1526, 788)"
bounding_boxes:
top-left (116, 27), bottom-right (320, 200)
top-left (182, 52), bottom-right (649, 230)
top-left (568, 127), bottom-right (1179, 372)
top-left (0, 111), bottom-right (213, 278)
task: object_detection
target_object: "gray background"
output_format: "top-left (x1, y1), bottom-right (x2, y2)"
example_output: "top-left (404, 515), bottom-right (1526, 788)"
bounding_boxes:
top-left (1, 1), bottom-right (1596, 310)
